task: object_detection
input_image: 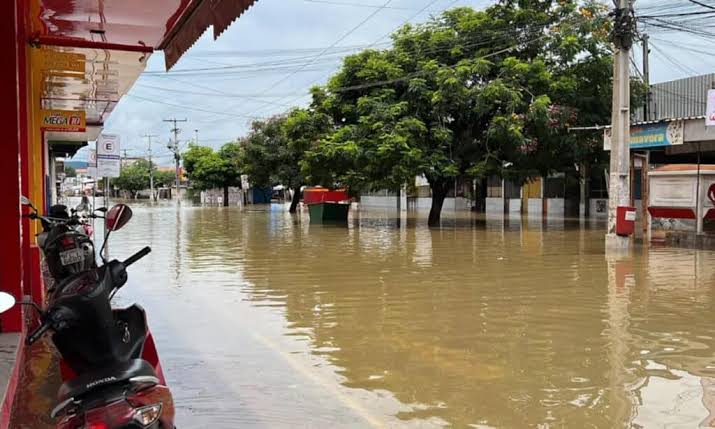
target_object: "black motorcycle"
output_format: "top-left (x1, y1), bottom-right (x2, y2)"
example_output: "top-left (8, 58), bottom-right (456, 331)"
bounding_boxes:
top-left (24, 203), bottom-right (176, 428)
top-left (22, 197), bottom-right (104, 289)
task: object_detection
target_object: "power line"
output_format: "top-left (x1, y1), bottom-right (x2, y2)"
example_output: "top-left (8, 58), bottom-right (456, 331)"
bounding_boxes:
top-left (190, 21), bottom-right (558, 127)
top-left (270, 0), bottom-right (396, 89)
top-left (649, 40), bottom-right (701, 76)
top-left (260, 0), bottom-right (452, 112)
top-left (143, 49), bottom-right (364, 75)
top-left (688, 0), bottom-right (715, 11)
top-left (639, 9), bottom-right (715, 18)
top-left (302, 0), bottom-right (414, 10)
top-left (240, 0), bottom-right (397, 117)
top-left (126, 93), bottom-right (265, 120)
top-left (134, 84), bottom-right (296, 107)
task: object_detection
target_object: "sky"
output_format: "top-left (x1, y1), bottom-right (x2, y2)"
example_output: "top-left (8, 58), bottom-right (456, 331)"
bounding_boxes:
top-left (79, 0), bottom-right (715, 166)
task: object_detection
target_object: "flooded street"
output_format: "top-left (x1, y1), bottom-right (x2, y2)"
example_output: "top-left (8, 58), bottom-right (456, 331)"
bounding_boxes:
top-left (104, 202), bottom-right (715, 428)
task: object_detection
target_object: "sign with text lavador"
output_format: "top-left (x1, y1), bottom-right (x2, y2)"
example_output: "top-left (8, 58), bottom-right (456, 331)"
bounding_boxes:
top-left (97, 134), bottom-right (121, 178)
top-left (603, 120), bottom-right (684, 151)
top-left (40, 109), bottom-right (86, 132)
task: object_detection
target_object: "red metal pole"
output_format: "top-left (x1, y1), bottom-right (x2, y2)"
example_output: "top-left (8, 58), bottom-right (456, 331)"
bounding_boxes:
top-left (31, 35), bottom-right (154, 53)
top-left (0, 0), bottom-right (25, 333)
top-left (17, 0), bottom-right (31, 300)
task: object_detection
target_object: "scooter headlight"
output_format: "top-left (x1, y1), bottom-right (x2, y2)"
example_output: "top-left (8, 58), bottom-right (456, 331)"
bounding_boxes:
top-left (132, 403), bottom-right (162, 426)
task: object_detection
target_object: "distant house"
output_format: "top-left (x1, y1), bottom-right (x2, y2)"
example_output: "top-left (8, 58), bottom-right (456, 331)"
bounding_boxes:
top-left (121, 157), bottom-right (145, 167)
top-left (156, 166), bottom-right (186, 182)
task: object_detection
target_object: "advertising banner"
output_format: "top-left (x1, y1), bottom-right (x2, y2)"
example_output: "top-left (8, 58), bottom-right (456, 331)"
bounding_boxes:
top-left (604, 120), bottom-right (684, 150)
top-left (40, 109), bottom-right (86, 132)
top-left (37, 49), bottom-right (85, 74)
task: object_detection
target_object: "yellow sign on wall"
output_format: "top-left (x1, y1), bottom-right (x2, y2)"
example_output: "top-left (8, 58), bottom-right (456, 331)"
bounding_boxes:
top-left (40, 109), bottom-right (86, 132)
top-left (37, 50), bottom-right (85, 73)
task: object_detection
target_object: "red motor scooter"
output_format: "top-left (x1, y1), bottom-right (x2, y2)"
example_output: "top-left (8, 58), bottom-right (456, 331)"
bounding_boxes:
top-left (25, 204), bottom-right (175, 428)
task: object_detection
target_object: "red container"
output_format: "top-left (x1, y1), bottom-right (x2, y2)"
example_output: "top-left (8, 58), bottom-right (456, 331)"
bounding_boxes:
top-left (616, 206), bottom-right (636, 236)
top-left (303, 188), bottom-right (349, 204)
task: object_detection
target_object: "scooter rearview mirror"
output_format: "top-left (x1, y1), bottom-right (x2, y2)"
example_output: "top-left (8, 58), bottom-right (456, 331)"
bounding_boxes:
top-left (106, 204), bottom-right (133, 232)
top-left (0, 292), bottom-right (16, 314)
top-left (20, 196), bottom-right (32, 207)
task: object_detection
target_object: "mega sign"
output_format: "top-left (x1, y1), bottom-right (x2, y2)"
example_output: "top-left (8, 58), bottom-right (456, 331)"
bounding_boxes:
top-left (40, 110), bottom-right (86, 132)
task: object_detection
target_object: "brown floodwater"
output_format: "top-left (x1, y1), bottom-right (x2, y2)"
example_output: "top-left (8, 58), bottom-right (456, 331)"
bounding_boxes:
top-left (97, 201), bottom-right (715, 428)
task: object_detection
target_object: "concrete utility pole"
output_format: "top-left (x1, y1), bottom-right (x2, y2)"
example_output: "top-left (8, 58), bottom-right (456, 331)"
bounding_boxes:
top-left (641, 33), bottom-right (651, 237)
top-left (143, 134), bottom-right (158, 201)
top-left (164, 118), bottom-right (187, 202)
top-left (606, 0), bottom-right (636, 250)
top-left (642, 33), bottom-right (650, 120)
top-left (194, 129), bottom-right (199, 146)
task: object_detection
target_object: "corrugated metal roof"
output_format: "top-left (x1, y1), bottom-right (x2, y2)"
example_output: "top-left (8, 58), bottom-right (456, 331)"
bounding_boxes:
top-left (601, 115), bottom-right (704, 129)
top-left (633, 74), bottom-right (715, 122)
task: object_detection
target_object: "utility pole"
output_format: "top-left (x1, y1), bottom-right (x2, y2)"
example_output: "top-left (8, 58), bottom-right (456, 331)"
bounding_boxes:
top-left (194, 129), bottom-right (199, 146)
top-left (121, 149), bottom-right (128, 171)
top-left (143, 134), bottom-right (158, 201)
top-left (642, 33), bottom-right (650, 121)
top-left (164, 118), bottom-right (187, 202)
top-left (607, 0), bottom-right (636, 250)
top-left (641, 33), bottom-right (651, 238)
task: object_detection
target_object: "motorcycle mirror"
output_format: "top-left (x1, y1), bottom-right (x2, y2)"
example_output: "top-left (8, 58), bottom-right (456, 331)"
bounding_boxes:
top-left (95, 207), bottom-right (108, 213)
top-left (106, 204), bottom-right (133, 232)
top-left (0, 293), bottom-right (16, 314)
top-left (20, 196), bottom-right (32, 207)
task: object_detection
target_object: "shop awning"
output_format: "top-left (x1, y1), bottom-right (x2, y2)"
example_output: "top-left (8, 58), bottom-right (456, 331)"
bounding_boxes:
top-left (159, 0), bottom-right (258, 70)
top-left (33, 0), bottom-right (259, 70)
top-left (48, 140), bottom-right (88, 158)
top-left (30, 0), bottom-right (258, 149)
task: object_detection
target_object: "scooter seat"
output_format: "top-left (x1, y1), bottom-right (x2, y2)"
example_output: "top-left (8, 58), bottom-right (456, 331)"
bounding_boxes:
top-left (57, 359), bottom-right (157, 403)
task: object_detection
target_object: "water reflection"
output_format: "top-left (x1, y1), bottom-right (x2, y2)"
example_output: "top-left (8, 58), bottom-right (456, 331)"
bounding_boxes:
top-left (104, 201), bottom-right (715, 428)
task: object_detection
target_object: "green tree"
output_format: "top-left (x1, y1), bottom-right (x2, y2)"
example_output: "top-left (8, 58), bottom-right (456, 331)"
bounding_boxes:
top-left (306, 1), bottom-right (622, 227)
top-left (183, 143), bottom-right (241, 207)
top-left (240, 116), bottom-right (285, 202)
top-left (113, 159), bottom-right (151, 198)
top-left (182, 144), bottom-right (213, 177)
top-left (154, 169), bottom-right (176, 188)
top-left (242, 110), bottom-right (332, 213)
top-left (64, 166), bottom-right (77, 177)
top-left (282, 108), bottom-right (332, 212)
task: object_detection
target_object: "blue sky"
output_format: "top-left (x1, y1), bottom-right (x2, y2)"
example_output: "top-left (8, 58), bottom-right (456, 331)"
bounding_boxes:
top-left (82, 0), bottom-right (714, 165)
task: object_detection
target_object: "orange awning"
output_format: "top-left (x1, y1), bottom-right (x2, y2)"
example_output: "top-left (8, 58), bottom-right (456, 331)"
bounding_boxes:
top-left (160, 0), bottom-right (257, 70)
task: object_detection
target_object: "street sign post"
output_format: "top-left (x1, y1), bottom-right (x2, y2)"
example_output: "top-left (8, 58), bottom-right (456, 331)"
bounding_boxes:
top-left (97, 134), bottom-right (121, 178)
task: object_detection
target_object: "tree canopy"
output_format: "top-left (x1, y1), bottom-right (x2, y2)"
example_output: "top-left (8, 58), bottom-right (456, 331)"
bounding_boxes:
top-left (113, 159), bottom-right (151, 197)
top-left (183, 143), bottom-right (242, 206)
top-left (298, 0), bottom-right (631, 226)
top-left (240, 108), bottom-right (332, 212)
top-left (173, 1), bottom-right (643, 226)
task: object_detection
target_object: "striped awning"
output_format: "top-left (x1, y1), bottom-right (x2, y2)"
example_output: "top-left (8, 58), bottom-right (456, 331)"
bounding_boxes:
top-left (160, 0), bottom-right (258, 70)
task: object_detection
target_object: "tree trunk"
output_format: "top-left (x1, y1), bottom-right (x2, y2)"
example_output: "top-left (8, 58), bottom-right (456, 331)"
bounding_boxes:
top-left (428, 181), bottom-right (448, 228)
top-left (289, 186), bottom-right (301, 213)
top-left (223, 186), bottom-right (230, 207)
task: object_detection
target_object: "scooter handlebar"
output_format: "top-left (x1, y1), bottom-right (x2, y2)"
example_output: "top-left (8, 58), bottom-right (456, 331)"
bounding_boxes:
top-left (123, 246), bottom-right (152, 267)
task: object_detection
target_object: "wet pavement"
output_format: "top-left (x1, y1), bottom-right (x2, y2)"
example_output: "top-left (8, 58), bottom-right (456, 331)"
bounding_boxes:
top-left (18, 201), bottom-right (715, 428)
